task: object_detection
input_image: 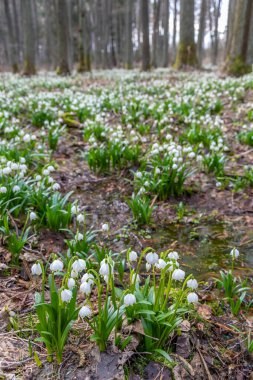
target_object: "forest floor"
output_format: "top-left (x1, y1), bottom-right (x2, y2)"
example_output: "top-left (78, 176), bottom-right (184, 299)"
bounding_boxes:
top-left (0, 69), bottom-right (253, 379)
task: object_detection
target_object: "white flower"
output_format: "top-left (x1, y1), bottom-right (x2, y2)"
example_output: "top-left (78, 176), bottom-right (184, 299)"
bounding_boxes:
top-left (35, 175), bottom-right (42, 181)
top-left (146, 252), bottom-right (159, 265)
top-left (81, 273), bottom-right (94, 285)
top-left (31, 263), bottom-right (42, 276)
top-left (230, 247), bottom-right (239, 259)
top-left (79, 305), bottom-right (92, 318)
top-left (187, 279), bottom-right (198, 289)
top-left (0, 187), bottom-right (7, 193)
top-left (30, 211), bottom-right (37, 221)
top-left (187, 292), bottom-right (199, 303)
top-left (76, 232), bottom-right (83, 241)
top-left (80, 281), bottom-right (92, 295)
top-left (77, 214), bottom-right (84, 223)
top-left (72, 259), bottom-right (86, 273)
top-left (101, 223), bottom-right (109, 232)
top-left (168, 251), bottom-right (179, 260)
top-left (124, 294), bottom-right (136, 306)
top-left (135, 171), bottom-right (142, 178)
top-left (23, 134), bottom-right (31, 143)
top-left (71, 205), bottom-right (79, 215)
top-left (172, 163), bottom-right (178, 170)
top-left (172, 268), bottom-right (185, 281)
top-left (68, 278), bottom-right (75, 289)
top-left (155, 167), bottom-right (161, 175)
top-left (131, 273), bottom-right (140, 283)
top-left (61, 289), bottom-right (72, 303)
top-left (47, 165), bottom-right (55, 172)
top-left (43, 169), bottom-right (49, 176)
top-left (52, 183), bottom-right (60, 191)
top-left (129, 250), bottom-right (138, 261)
top-left (99, 262), bottom-right (109, 276)
top-left (50, 259), bottom-right (64, 272)
top-left (13, 185), bottom-right (20, 192)
top-left (155, 259), bottom-right (167, 270)
top-left (146, 263), bottom-right (151, 271)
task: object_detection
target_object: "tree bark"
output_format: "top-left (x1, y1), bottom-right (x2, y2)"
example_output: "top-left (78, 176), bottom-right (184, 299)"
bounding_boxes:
top-left (152, 0), bottom-right (161, 68)
top-left (175, 0), bottom-right (198, 69)
top-left (225, 0), bottom-right (253, 75)
top-left (77, 0), bottom-right (92, 72)
top-left (21, 0), bottom-right (36, 75)
top-left (197, 0), bottom-right (207, 65)
top-left (3, 0), bottom-right (19, 72)
top-left (212, 0), bottom-right (222, 65)
top-left (126, 0), bottom-right (133, 69)
top-left (141, 0), bottom-right (150, 70)
top-left (57, 0), bottom-right (71, 74)
top-left (163, 0), bottom-right (169, 67)
top-left (172, 0), bottom-right (178, 62)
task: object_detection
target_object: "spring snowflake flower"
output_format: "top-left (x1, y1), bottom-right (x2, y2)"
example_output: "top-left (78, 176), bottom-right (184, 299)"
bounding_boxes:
top-left (101, 223), bottom-right (109, 232)
top-left (81, 273), bottom-right (94, 285)
top-left (79, 305), bottom-right (92, 318)
top-left (172, 268), bottom-right (185, 281)
top-left (23, 134), bottom-right (31, 143)
top-left (76, 232), bottom-right (84, 241)
top-left (155, 259), bottom-right (167, 270)
top-left (61, 289), bottom-right (73, 303)
top-left (71, 205), bottom-right (79, 215)
top-left (0, 187), bottom-right (7, 193)
top-left (43, 169), bottom-right (50, 176)
top-left (80, 281), bottom-right (92, 295)
top-left (187, 292), bottom-right (199, 303)
top-left (72, 259), bottom-right (86, 273)
top-left (99, 262), bottom-right (109, 276)
top-left (31, 263), bottom-right (42, 276)
top-left (124, 294), bottom-right (136, 306)
top-left (230, 247), bottom-right (239, 259)
top-left (187, 279), bottom-right (198, 289)
top-left (50, 259), bottom-right (64, 272)
top-left (47, 165), bottom-right (55, 172)
top-left (77, 214), bottom-right (84, 223)
top-left (168, 251), bottom-right (179, 260)
top-left (129, 250), bottom-right (138, 261)
top-left (135, 171), bottom-right (142, 179)
top-left (52, 183), bottom-right (60, 191)
top-left (155, 167), bottom-right (161, 175)
top-left (146, 252), bottom-right (159, 265)
top-left (29, 211), bottom-right (37, 221)
top-left (67, 278), bottom-right (75, 289)
top-left (13, 185), bottom-right (20, 192)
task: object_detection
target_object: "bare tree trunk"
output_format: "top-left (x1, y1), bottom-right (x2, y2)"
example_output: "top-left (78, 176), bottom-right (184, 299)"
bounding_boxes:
top-left (78, 0), bottom-right (92, 72)
top-left (152, 0), bottom-right (161, 68)
top-left (175, 0), bottom-right (198, 69)
top-left (126, 0), bottom-right (133, 69)
top-left (225, 0), bottom-right (253, 75)
top-left (3, 0), bottom-right (19, 72)
top-left (21, 0), bottom-right (36, 75)
top-left (246, 4), bottom-right (253, 64)
top-left (225, 0), bottom-right (235, 56)
top-left (57, 0), bottom-right (71, 74)
top-left (12, 0), bottom-right (21, 65)
top-left (197, 0), bottom-right (207, 65)
top-left (45, 0), bottom-right (54, 68)
top-left (141, 0), bottom-right (150, 71)
top-left (172, 0), bottom-right (178, 62)
top-left (163, 0), bottom-right (169, 67)
top-left (212, 0), bottom-right (222, 65)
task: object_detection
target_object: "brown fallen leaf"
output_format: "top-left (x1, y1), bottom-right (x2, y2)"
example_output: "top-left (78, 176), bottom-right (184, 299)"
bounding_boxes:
top-left (197, 304), bottom-right (212, 320)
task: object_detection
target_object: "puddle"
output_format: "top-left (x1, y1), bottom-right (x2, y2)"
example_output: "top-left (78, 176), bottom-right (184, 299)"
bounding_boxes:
top-left (144, 221), bottom-right (253, 280)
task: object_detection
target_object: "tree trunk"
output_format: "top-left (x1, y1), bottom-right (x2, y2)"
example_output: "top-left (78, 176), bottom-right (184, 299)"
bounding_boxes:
top-left (57, 0), bottom-right (71, 74)
top-left (3, 0), bottom-right (19, 72)
top-left (163, 0), bottom-right (169, 67)
top-left (152, 0), bottom-right (161, 68)
top-left (77, 0), bottom-right (92, 72)
top-left (125, 0), bottom-right (133, 69)
top-left (212, 0), bottom-right (222, 65)
top-left (172, 0), bottom-right (178, 62)
top-left (175, 0), bottom-right (198, 69)
top-left (21, 0), bottom-right (36, 75)
top-left (225, 0), bottom-right (253, 75)
top-left (141, 0), bottom-right (150, 71)
top-left (197, 0), bottom-right (207, 65)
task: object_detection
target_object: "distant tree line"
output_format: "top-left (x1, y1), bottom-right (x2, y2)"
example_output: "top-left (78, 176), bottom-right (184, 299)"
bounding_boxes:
top-left (0, 0), bottom-right (253, 76)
